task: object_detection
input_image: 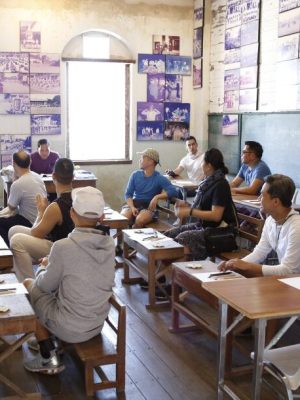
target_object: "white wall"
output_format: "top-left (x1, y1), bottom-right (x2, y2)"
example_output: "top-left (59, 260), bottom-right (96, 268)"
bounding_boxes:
top-left (0, 0), bottom-right (200, 209)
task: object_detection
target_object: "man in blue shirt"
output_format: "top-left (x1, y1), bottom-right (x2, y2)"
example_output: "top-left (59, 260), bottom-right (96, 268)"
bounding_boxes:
top-left (230, 141), bottom-right (271, 195)
top-left (121, 148), bottom-right (178, 228)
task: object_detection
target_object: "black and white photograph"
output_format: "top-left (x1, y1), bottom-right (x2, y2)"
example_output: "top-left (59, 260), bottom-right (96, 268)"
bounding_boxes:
top-left (224, 48), bottom-right (240, 65)
top-left (0, 134), bottom-right (31, 167)
top-left (224, 90), bottom-right (239, 111)
top-left (164, 102), bottom-right (190, 123)
top-left (152, 35), bottom-right (180, 55)
top-left (222, 114), bottom-right (239, 135)
top-left (193, 59), bottom-right (202, 89)
top-left (241, 19), bottom-right (259, 46)
top-left (137, 102), bottom-right (164, 121)
top-left (239, 88), bottom-right (257, 111)
top-left (226, 0), bottom-right (242, 29)
top-left (30, 53), bottom-right (60, 73)
top-left (147, 73), bottom-right (165, 102)
top-left (30, 94), bottom-right (61, 114)
top-left (20, 21), bottom-right (41, 52)
top-left (0, 73), bottom-right (29, 93)
top-left (31, 114), bottom-right (61, 135)
top-left (138, 54), bottom-right (165, 74)
top-left (224, 68), bottom-right (240, 91)
top-left (137, 121), bottom-right (164, 141)
top-left (0, 52), bottom-right (29, 73)
top-left (240, 66), bottom-right (258, 89)
top-left (165, 55), bottom-right (192, 75)
top-left (278, 7), bottom-right (300, 37)
top-left (165, 74), bottom-right (182, 102)
top-left (241, 0), bottom-right (260, 23)
top-left (225, 26), bottom-right (241, 50)
top-left (240, 43), bottom-right (258, 67)
top-left (164, 122), bottom-right (189, 141)
top-left (0, 94), bottom-right (30, 114)
top-left (279, 0), bottom-right (298, 13)
top-left (193, 27), bottom-right (203, 59)
top-left (29, 73), bottom-right (60, 94)
top-left (277, 33), bottom-right (299, 61)
top-left (194, 1), bottom-right (204, 28)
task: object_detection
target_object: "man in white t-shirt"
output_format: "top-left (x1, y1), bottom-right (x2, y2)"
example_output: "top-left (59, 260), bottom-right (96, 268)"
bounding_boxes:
top-left (165, 136), bottom-right (204, 197)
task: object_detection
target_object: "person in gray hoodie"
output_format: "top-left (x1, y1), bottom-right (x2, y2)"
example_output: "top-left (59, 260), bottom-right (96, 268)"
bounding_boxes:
top-left (22, 186), bottom-right (115, 375)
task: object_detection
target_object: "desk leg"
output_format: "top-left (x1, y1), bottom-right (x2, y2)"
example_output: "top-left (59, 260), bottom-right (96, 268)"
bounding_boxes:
top-left (217, 300), bottom-right (228, 400)
top-left (252, 318), bottom-right (266, 400)
top-left (147, 257), bottom-right (156, 309)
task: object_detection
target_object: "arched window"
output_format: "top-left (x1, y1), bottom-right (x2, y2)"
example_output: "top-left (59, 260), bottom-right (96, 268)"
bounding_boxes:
top-left (62, 30), bottom-right (134, 163)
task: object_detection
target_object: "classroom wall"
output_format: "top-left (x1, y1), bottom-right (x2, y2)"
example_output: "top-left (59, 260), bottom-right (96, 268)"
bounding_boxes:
top-left (0, 0), bottom-right (207, 210)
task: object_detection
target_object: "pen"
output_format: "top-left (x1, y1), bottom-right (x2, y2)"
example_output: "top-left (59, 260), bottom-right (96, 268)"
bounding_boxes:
top-left (0, 288), bottom-right (16, 292)
top-left (208, 272), bottom-right (232, 278)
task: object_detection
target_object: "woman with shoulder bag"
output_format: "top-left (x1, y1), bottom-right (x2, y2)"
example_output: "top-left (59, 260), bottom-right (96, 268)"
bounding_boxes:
top-left (165, 148), bottom-right (238, 260)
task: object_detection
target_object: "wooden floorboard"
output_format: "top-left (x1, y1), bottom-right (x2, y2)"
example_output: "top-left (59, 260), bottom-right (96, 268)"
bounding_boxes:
top-left (0, 267), bottom-right (293, 399)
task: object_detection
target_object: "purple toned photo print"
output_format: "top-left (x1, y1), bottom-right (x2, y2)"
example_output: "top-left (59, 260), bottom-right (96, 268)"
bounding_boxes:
top-left (164, 122), bottom-right (189, 141)
top-left (138, 54), bottom-right (165, 74)
top-left (30, 73), bottom-right (60, 94)
top-left (147, 74), bottom-right (165, 102)
top-left (164, 102), bottom-right (190, 123)
top-left (31, 114), bottom-right (61, 135)
top-left (137, 102), bottom-right (164, 121)
top-left (137, 121), bottom-right (164, 141)
top-left (0, 52), bottom-right (29, 73)
top-left (30, 53), bottom-right (60, 73)
top-left (165, 74), bottom-right (182, 102)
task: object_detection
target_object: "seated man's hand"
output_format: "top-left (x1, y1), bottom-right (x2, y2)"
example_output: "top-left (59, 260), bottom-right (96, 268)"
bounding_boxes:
top-left (175, 205), bottom-right (190, 219)
top-left (39, 256), bottom-right (49, 268)
top-left (175, 199), bottom-right (189, 208)
top-left (148, 197), bottom-right (158, 211)
top-left (219, 258), bottom-right (250, 275)
top-left (131, 206), bottom-right (139, 217)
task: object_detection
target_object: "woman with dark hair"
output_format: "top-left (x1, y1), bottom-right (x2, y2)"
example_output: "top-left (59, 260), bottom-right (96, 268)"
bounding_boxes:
top-left (165, 148), bottom-right (238, 260)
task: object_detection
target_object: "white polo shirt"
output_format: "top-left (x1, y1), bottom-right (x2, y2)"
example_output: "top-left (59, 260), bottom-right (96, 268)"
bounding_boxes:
top-left (179, 150), bottom-right (204, 184)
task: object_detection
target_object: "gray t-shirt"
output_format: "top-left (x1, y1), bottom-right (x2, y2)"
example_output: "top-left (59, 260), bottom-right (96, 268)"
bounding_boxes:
top-left (8, 172), bottom-right (47, 224)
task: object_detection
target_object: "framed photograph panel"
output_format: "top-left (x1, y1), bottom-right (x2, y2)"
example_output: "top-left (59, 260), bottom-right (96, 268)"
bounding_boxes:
top-left (240, 43), bottom-right (258, 67)
top-left (239, 88), bottom-right (257, 111)
top-left (152, 35), bottom-right (180, 55)
top-left (164, 102), bottom-right (190, 123)
top-left (30, 73), bottom-right (60, 94)
top-left (240, 66), bottom-right (258, 89)
top-left (30, 94), bottom-right (61, 114)
top-left (0, 94), bottom-right (30, 115)
top-left (147, 74), bottom-right (165, 102)
top-left (241, 0), bottom-right (260, 23)
top-left (0, 73), bottom-right (29, 94)
top-left (194, 3), bottom-right (204, 28)
top-left (193, 28), bottom-right (203, 59)
top-left (0, 134), bottom-right (31, 168)
top-left (226, 0), bottom-right (242, 29)
top-left (222, 114), bottom-right (239, 136)
top-left (225, 26), bottom-right (241, 50)
top-left (193, 59), bottom-right (202, 89)
top-left (165, 56), bottom-right (192, 75)
top-left (279, 0), bottom-right (298, 12)
top-left (224, 68), bottom-right (240, 91)
top-left (31, 114), bottom-right (61, 135)
top-left (137, 121), bottom-right (164, 141)
top-left (0, 52), bottom-right (29, 73)
top-left (30, 53), bottom-right (60, 73)
top-left (241, 19), bottom-right (259, 46)
top-left (277, 33), bottom-right (299, 61)
top-left (165, 74), bottom-right (182, 102)
top-left (164, 122), bottom-right (189, 141)
top-left (20, 21), bottom-right (41, 52)
top-left (137, 54), bottom-right (165, 74)
top-left (224, 90), bottom-right (239, 111)
top-left (278, 8), bottom-right (300, 37)
top-left (224, 48), bottom-right (241, 65)
top-left (137, 102), bottom-right (164, 121)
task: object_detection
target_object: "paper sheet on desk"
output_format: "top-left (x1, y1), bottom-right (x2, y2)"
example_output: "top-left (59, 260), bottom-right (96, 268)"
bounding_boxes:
top-left (279, 277), bottom-right (300, 290)
top-left (0, 283), bottom-right (28, 295)
top-left (192, 271), bottom-right (244, 282)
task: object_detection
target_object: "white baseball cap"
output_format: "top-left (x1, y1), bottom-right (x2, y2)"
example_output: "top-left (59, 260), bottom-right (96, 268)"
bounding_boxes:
top-left (72, 186), bottom-right (105, 219)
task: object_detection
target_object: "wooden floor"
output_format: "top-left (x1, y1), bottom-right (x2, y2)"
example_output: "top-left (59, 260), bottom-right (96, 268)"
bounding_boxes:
top-left (0, 266), bottom-right (298, 399)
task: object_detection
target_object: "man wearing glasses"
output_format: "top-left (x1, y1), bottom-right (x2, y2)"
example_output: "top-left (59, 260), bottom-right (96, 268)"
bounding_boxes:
top-left (230, 141), bottom-right (271, 195)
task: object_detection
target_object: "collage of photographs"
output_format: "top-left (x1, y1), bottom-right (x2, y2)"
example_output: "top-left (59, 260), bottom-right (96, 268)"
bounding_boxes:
top-left (0, 21), bottom-right (61, 167)
top-left (137, 36), bottom-right (192, 142)
top-left (193, 0), bottom-right (204, 89)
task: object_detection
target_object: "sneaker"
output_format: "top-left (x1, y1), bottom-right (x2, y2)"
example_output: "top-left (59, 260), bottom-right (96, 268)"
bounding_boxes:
top-left (24, 350), bottom-right (65, 375)
top-left (27, 336), bottom-right (39, 352)
top-left (139, 276), bottom-right (166, 290)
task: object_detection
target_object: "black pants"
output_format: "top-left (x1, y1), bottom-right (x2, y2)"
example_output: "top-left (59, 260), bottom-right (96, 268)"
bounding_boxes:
top-left (0, 214), bottom-right (32, 246)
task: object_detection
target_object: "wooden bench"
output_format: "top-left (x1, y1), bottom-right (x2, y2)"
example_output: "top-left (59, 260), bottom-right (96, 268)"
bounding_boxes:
top-left (74, 294), bottom-right (126, 397)
top-left (0, 236), bottom-right (13, 272)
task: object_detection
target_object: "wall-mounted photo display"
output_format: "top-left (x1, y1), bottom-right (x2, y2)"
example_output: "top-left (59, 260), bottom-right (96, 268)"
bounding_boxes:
top-left (239, 88), bottom-right (257, 110)
top-left (277, 33), bottom-right (299, 61)
top-left (278, 7), bottom-right (300, 37)
top-left (241, 0), bottom-right (260, 23)
top-left (30, 53), bottom-right (60, 73)
top-left (137, 101), bottom-right (164, 121)
top-left (152, 35), bottom-right (180, 55)
top-left (194, 0), bottom-right (204, 28)
top-left (240, 42), bottom-right (259, 67)
top-left (0, 134), bottom-right (31, 168)
top-left (29, 73), bottom-right (60, 94)
top-left (164, 121), bottom-right (189, 141)
top-left (240, 66), bottom-right (258, 89)
top-left (20, 21), bottom-right (41, 52)
top-left (279, 0), bottom-right (298, 13)
top-left (0, 94), bottom-right (30, 114)
top-left (30, 94), bottom-right (61, 114)
top-left (147, 73), bottom-right (165, 102)
top-left (165, 74), bottom-right (182, 102)
top-left (222, 114), bottom-right (239, 135)
top-left (224, 68), bottom-right (240, 91)
top-left (224, 90), bottom-right (239, 111)
top-left (31, 114), bottom-right (61, 135)
top-left (241, 19), bottom-right (259, 46)
top-left (165, 55), bottom-right (192, 75)
top-left (224, 48), bottom-right (241, 66)
top-left (0, 73), bottom-right (29, 93)
top-left (164, 102), bottom-right (190, 123)
top-left (138, 54), bottom-right (165, 74)
top-left (226, 0), bottom-right (242, 29)
top-left (137, 121), bottom-right (164, 141)
top-left (193, 59), bottom-right (202, 89)
top-left (193, 27), bottom-right (203, 59)
top-left (0, 52), bottom-right (29, 73)
top-left (225, 26), bottom-right (241, 50)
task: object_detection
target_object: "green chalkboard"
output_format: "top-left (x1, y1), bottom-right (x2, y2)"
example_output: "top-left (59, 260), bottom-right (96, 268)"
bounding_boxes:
top-left (241, 112), bottom-right (300, 187)
top-left (208, 114), bottom-right (241, 175)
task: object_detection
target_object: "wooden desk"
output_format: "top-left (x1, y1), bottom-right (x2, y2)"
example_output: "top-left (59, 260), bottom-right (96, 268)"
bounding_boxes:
top-left (0, 273), bottom-right (39, 399)
top-left (168, 177), bottom-right (198, 201)
top-left (122, 228), bottom-right (184, 310)
top-left (103, 208), bottom-right (129, 243)
top-left (1, 171), bottom-right (97, 206)
top-left (233, 194), bottom-right (300, 213)
top-left (203, 276), bottom-right (300, 400)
